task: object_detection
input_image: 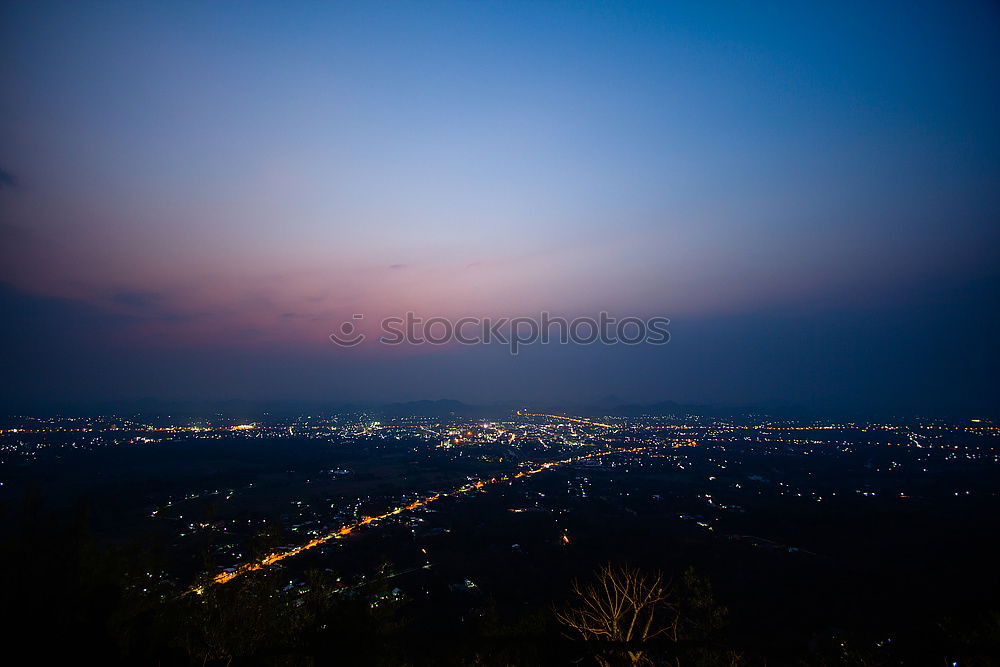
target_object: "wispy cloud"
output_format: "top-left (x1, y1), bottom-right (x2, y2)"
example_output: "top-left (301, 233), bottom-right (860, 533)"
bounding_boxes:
top-left (112, 289), bottom-right (165, 309)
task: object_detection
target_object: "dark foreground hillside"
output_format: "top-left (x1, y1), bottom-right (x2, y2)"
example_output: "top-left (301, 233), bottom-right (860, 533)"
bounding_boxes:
top-left (2, 499), bottom-right (998, 667)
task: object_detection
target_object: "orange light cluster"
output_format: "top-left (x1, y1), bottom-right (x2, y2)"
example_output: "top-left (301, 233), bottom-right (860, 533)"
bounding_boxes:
top-left (203, 445), bottom-right (647, 589)
top-left (515, 410), bottom-right (615, 429)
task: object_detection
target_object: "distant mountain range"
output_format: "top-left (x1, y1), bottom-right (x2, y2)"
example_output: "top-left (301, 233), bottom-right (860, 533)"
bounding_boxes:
top-left (0, 395), bottom-right (876, 422)
top-left (376, 398), bottom-right (815, 420)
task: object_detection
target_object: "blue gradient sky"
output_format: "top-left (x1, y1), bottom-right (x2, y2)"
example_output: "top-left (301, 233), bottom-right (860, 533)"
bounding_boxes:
top-left (2, 1), bottom-right (998, 415)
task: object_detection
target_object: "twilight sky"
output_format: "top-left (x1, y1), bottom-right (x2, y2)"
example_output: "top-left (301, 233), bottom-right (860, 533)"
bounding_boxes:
top-left (2, 1), bottom-right (999, 416)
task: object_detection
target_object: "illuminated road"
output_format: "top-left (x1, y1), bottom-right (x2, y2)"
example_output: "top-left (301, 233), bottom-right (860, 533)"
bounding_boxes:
top-left (197, 445), bottom-right (648, 591)
top-left (515, 410), bottom-right (615, 429)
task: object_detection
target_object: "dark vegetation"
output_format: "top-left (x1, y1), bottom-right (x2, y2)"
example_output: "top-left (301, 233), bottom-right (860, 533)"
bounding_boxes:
top-left (2, 498), bottom-right (998, 666)
top-left (3, 433), bottom-right (999, 664)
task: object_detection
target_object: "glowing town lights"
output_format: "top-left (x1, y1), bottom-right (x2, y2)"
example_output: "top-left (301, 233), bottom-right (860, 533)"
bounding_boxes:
top-left (515, 411), bottom-right (616, 429)
top-left (197, 445), bottom-right (649, 591)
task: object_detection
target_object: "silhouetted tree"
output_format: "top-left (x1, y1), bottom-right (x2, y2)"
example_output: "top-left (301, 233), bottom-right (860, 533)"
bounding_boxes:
top-left (556, 562), bottom-right (678, 665)
top-left (556, 563), bottom-right (741, 667)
